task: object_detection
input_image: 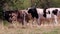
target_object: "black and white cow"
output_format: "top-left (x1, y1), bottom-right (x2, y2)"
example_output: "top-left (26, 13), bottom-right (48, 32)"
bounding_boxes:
top-left (28, 7), bottom-right (44, 25)
top-left (27, 7), bottom-right (60, 25)
top-left (46, 8), bottom-right (60, 24)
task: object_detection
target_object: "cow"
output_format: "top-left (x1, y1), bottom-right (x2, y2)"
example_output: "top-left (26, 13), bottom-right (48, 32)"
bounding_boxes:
top-left (11, 10), bottom-right (18, 22)
top-left (27, 7), bottom-right (60, 25)
top-left (28, 7), bottom-right (44, 25)
top-left (3, 10), bottom-right (12, 23)
top-left (3, 8), bottom-right (60, 26)
top-left (46, 8), bottom-right (60, 24)
top-left (37, 8), bottom-right (52, 25)
top-left (3, 10), bottom-right (18, 23)
top-left (17, 10), bottom-right (30, 26)
top-left (3, 9), bottom-right (29, 25)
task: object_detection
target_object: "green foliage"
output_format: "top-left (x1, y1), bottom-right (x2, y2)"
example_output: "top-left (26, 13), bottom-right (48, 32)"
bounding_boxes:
top-left (1, 0), bottom-right (60, 10)
top-left (0, 0), bottom-right (60, 19)
top-left (1, 0), bottom-right (60, 9)
top-left (31, 0), bottom-right (60, 8)
top-left (3, 20), bottom-right (9, 26)
top-left (0, 6), bottom-right (3, 19)
top-left (2, 0), bottom-right (31, 10)
top-left (51, 0), bottom-right (60, 7)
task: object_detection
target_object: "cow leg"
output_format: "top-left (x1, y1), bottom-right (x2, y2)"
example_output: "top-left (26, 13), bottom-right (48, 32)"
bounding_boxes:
top-left (37, 14), bottom-right (41, 25)
top-left (32, 18), bottom-right (35, 25)
top-left (37, 18), bottom-right (40, 25)
top-left (54, 15), bottom-right (58, 24)
top-left (9, 17), bottom-right (12, 23)
top-left (22, 12), bottom-right (27, 27)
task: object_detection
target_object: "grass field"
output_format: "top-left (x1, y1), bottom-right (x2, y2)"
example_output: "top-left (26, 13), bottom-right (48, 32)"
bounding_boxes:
top-left (0, 20), bottom-right (60, 34)
top-left (0, 22), bottom-right (60, 34)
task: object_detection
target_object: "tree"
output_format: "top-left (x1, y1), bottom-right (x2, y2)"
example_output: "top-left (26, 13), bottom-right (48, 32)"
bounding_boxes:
top-left (34, 0), bottom-right (52, 8)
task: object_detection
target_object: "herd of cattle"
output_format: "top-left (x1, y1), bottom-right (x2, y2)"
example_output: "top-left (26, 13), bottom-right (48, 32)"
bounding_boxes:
top-left (3, 7), bottom-right (60, 25)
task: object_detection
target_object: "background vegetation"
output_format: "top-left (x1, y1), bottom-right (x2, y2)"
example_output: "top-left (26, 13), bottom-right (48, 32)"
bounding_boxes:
top-left (0, 0), bottom-right (60, 19)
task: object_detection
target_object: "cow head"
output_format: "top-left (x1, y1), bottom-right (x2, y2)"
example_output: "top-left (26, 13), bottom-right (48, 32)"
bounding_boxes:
top-left (52, 9), bottom-right (58, 15)
top-left (3, 11), bottom-right (12, 23)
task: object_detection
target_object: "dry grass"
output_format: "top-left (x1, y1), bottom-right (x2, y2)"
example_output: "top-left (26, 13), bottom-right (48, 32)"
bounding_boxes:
top-left (0, 20), bottom-right (60, 34)
top-left (0, 22), bottom-right (60, 34)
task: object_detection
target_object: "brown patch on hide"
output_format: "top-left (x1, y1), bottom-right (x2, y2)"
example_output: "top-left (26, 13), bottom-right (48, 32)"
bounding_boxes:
top-left (11, 12), bottom-right (18, 22)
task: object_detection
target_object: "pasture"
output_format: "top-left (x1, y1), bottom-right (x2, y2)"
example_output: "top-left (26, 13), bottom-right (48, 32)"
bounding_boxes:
top-left (0, 20), bottom-right (60, 34)
top-left (1, 0), bottom-right (60, 34)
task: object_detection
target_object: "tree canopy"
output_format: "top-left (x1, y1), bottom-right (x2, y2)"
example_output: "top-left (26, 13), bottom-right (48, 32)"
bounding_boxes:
top-left (0, 0), bottom-right (60, 19)
top-left (0, 0), bottom-right (60, 10)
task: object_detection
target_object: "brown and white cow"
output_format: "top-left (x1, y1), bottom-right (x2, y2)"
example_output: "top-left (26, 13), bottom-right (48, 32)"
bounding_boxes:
top-left (17, 10), bottom-right (30, 25)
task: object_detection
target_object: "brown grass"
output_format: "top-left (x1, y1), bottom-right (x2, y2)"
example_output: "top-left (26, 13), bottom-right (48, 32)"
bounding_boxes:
top-left (1, 18), bottom-right (60, 34)
top-left (0, 21), bottom-right (60, 34)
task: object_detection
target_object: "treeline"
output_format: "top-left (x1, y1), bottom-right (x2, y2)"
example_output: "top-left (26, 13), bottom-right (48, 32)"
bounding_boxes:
top-left (0, 0), bottom-right (60, 19)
